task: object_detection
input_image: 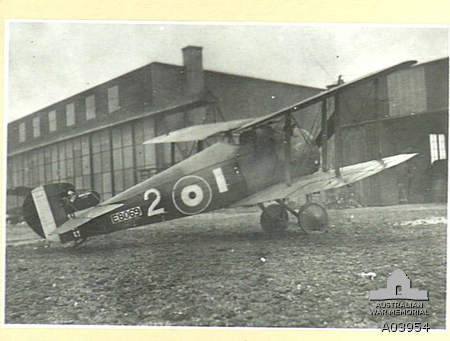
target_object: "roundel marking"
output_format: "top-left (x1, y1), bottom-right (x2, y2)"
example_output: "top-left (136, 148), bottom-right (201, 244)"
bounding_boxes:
top-left (181, 184), bottom-right (204, 207)
top-left (172, 175), bottom-right (212, 215)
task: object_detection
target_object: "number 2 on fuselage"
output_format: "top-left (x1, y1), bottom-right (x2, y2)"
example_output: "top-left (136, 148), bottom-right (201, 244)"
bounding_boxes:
top-left (143, 188), bottom-right (166, 217)
top-left (142, 167), bottom-right (229, 218)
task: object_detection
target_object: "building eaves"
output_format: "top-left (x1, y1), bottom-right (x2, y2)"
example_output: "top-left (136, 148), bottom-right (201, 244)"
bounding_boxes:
top-left (414, 56), bottom-right (449, 68)
top-left (10, 60), bottom-right (323, 126)
top-left (151, 62), bottom-right (325, 92)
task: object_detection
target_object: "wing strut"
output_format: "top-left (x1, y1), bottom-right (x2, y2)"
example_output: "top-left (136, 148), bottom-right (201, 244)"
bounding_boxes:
top-left (334, 92), bottom-right (342, 177)
top-left (284, 114), bottom-right (293, 186)
top-left (320, 100), bottom-right (328, 172)
top-left (170, 142), bottom-right (176, 166)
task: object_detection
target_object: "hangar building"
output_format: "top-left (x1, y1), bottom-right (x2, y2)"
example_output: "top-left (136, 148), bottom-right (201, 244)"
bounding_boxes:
top-left (6, 46), bottom-right (448, 213)
top-left (6, 46), bottom-right (320, 209)
top-left (325, 57), bottom-right (448, 205)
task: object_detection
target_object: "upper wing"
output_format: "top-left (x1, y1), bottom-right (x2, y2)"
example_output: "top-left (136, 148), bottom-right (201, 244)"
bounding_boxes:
top-left (234, 60), bottom-right (417, 133)
top-left (50, 203), bottom-right (123, 236)
top-left (142, 61), bottom-right (416, 144)
top-left (143, 119), bottom-right (253, 144)
top-left (231, 153), bottom-right (417, 207)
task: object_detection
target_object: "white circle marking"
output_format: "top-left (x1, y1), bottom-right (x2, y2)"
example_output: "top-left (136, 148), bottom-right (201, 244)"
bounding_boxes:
top-left (172, 175), bottom-right (213, 215)
top-left (181, 184), bottom-right (204, 207)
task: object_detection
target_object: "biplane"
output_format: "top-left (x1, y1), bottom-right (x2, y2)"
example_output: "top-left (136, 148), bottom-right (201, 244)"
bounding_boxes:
top-left (22, 60), bottom-right (418, 245)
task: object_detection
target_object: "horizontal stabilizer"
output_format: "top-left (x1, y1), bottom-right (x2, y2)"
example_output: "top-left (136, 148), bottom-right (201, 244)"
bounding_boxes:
top-left (232, 153), bottom-right (418, 207)
top-left (143, 119), bottom-right (253, 144)
top-left (50, 217), bottom-right (92, 236)
top-left (51, 203), bottom-right (123, 236)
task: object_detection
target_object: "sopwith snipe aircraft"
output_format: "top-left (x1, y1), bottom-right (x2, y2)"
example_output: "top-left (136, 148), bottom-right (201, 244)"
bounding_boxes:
top-left (22, 61), bottom-right (418, 246)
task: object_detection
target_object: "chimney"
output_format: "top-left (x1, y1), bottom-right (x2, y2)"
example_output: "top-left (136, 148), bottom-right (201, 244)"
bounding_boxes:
top-left (182, 46), bottom-right (205, 97)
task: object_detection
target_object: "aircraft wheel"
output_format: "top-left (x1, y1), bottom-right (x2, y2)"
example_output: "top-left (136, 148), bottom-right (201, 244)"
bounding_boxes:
top-left (297, 202), bottom-right (328, 232)
top-left (260, 204), bottom-right (289, 233)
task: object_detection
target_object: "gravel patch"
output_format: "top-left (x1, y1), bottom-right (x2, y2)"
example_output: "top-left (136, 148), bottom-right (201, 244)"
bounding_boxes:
top-left (5, 204), bottom-right (446, 328)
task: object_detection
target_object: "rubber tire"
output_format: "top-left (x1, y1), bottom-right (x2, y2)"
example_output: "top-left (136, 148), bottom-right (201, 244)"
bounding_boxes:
top-left (260, 204), bottom-right (289, 233)
top-left (297, 202), bottom-right (328, 232)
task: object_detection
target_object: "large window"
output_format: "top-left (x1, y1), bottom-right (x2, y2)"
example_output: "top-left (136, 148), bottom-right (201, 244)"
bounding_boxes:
top-left (66, 103), bottom-right (75, 126)
top-left (18, 122), bottom-right (26, 142)
top-left (86, 95), bottom-right (96, 120)
top-left (429, 133), bottom-right (447, 163)
top-left (32, 117), bottom-right (40, 138)
top-left (107, 85), bottom-right (120, 113)
top-left (91, 130), bottom-right (113, 199)
top-left (112, 124), bottom-right (135, 194)
top-left (48, 110), bottom-right (57, 132)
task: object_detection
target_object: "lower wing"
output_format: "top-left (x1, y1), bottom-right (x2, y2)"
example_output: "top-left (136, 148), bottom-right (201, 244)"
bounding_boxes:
top-left (231, 153), bottom-right (417, 207)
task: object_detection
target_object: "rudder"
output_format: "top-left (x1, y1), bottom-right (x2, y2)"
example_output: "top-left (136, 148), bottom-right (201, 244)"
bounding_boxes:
top-left (23, 183), bottom-right (75, 241)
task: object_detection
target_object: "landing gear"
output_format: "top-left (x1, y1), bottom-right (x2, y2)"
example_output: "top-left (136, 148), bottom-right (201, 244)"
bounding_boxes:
top-left (64, 237), bottom-right (88, 248)
top-left (259, 203), bottom-right (289, 233)
top-left (258, 200), bottom-right (328, 233)
top-left (297, 202), bottom-right (328, 232)
top-left (72, 237), bottom-right (88, 248)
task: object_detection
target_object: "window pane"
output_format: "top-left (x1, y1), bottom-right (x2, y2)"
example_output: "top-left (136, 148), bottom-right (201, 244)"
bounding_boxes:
top-left (32, 117), bottom-right (40, 137)
top-left (86, 95), bottom-right (96, 120)
top-left (107, 85), bottom-right (120, 113)
top-left (124, 168), bottom-right (135, 188)
top-left (66, 103), bottom-right (75, 126)
top-left (49, 110), bottom-right (56, 132)
top-left (19, 122), bottom-right (26, 142)
top-left (438, 134), bottom-right (447, 160)
top-left (429, 134), bottom-right (438, 163)
top-left (102, 172), bottom-right (112, 193)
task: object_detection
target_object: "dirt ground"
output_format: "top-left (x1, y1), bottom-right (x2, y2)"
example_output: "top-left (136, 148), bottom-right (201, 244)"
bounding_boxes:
top-left (4, 204), bottom-right (447, 328)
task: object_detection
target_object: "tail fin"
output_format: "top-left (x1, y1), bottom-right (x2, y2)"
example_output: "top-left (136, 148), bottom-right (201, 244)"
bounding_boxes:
top-left (23, 183), bottom-right (74, 241)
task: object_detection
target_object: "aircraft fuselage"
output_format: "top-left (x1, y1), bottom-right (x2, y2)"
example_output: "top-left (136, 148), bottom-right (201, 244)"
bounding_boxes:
top-left (59, 131), bottom-right (320, 243)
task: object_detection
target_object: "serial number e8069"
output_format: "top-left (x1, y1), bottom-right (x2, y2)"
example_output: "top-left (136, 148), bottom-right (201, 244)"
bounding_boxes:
top-left (381, 322), bottom-right (429, 332)
top-left (111, 207), bottom-right (143, 224)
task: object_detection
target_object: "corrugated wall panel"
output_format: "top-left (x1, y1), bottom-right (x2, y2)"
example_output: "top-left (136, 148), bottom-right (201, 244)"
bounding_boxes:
top-left (338, 80), bottom-right (378, 126)
top-left (150, 64), bottom-right (184, 107)
top-left (341, 125), bottom-right (372, 205)
top-left (204, 71), bottom-right (321, 121)
top-left (93, 173), bottom-right (103, 196)
top-left (142, 116), bottom-right (157, 169)
top-left (387, 66), bottom-right (426, 116)
top-left (83, 175), bottom-right (91, 189)
top-left (424, 59), bottom-right (449, 112)
top-left (102, 172), bottom-right (112, 199)
top-left (123, 146), bottom-right (133, 169)
top-left (124, 169), bottom-right (135, 189)
top-left (133, 121), bottom-right (145, 169)
top-left (114, 170), bottom-right (124, 193)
